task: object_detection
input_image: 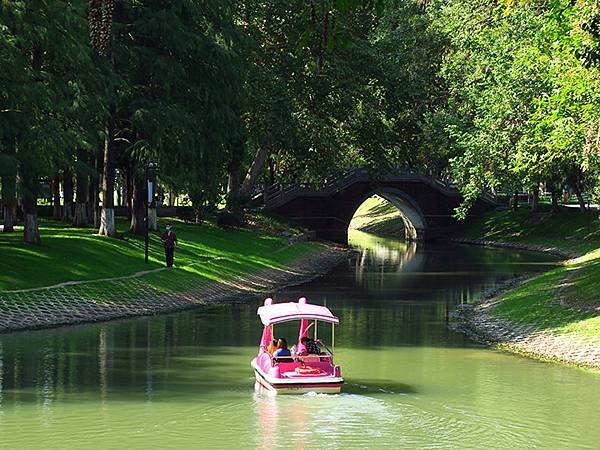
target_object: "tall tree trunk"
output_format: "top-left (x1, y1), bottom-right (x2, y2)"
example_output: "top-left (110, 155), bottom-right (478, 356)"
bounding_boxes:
top-left (130, 175), bottom-right (145, 235)
top-left (99, 114), bottom-right (117, 236)
top-left (531, 185), bottom-right (539, 213)
top-left (88, 151), bottom-right (101, 227)
top-left (23, 194), bottom-right (41, 245)
top-left (1, 121), bottom-right (18, 232)
top-left (550, 185), bottom-right (559, 214)
top-left (570, 182), bottom-right (587, 212)
top-left (268, 157), bottom-right (275, 185)
top-left (22, 43), bottom-right (43, 243)
top-left (240, 145), bottom-right (269, 198)
top-left (52, 174), bottom-right (61, 219)
top-left (21, 169), bottom-right (41, 244)
top-left (511, 191), bottom-right (519, 211)
top-left (116, 174), bottom-right (122, 207)
top-left (123, 164), bottom-right (133, 221)
top-left (1, 172), bottom-right (17, 232)
top-left (89, 0), bottom-right (117, 232)
top-left (227, 159), bottom-right (241, 212)
top-left (73, 150), bottom-right (89, 227)
top-left (148, 206), bottom-right (158, 231)
top-left (62, 168), bottom-right (74, 222)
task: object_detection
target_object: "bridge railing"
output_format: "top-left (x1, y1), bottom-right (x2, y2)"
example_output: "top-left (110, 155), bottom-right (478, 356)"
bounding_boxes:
top-left (260, 168), bottom-right (497, 209)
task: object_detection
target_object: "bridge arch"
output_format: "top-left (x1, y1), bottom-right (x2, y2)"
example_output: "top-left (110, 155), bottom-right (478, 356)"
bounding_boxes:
top-left (348, 188), bottom-right (427, 241)
top-left (264, 168), bottom-right (496, 245)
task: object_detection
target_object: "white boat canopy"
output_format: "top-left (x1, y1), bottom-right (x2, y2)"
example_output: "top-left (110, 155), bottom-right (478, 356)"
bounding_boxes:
top-left (257, 298), bottom-right (339, 326)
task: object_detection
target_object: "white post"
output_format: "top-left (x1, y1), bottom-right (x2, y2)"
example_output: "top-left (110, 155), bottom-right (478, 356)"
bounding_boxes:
top-left (332, 324), bottom-right (335, 354)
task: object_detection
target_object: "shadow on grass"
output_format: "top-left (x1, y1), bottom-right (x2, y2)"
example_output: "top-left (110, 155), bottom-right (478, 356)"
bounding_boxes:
top-left (492, 262), bottom-right (600, 335)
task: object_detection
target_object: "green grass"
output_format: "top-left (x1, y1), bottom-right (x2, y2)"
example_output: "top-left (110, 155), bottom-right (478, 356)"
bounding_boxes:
top-left (460, 205), bottom-right (600, 254)
top-left (349, 195), bottom-right (404, 237)
top-left (0, 217), bottom-right (322, 291)
top-left (492, 251), bottom-right (600, 343)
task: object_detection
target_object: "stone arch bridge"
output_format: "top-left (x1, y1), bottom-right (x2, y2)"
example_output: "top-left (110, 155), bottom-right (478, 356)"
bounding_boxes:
top-left (261, 169), bottom-right (496, 244)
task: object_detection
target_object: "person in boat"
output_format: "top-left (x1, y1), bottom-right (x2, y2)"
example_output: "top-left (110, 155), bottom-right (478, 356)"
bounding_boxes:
top-left (273, 338), bottom-right (292, 358)
top-left (298, 336), bottom-right (322, 355)
top-left (267, 339), bottom-right (278, 355)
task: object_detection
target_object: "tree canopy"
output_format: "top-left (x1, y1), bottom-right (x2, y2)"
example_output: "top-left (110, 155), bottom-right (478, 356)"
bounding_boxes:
top-left (1, 0), bottom-right (599, 243)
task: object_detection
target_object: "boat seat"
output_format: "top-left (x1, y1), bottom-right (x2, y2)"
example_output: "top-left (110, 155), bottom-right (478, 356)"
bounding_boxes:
top-left (273, 356), bottom-right (295, 363)
top-left (299, 356), bottom-right (321, 363)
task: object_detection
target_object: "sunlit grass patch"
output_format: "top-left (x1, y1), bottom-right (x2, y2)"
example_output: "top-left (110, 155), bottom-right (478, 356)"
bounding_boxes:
top-left (461, 206), bottom-right (600, 255)
top-left (349, 195), bottom-right (404, 237)
top-left (0, 217), bottom-right (323, 291)
top-left (492, 248), bottom-right (600, 340)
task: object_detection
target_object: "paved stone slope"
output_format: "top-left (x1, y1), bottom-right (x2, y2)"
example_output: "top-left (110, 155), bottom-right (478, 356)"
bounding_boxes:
top-left (0, 248), bottom-right (347, 334)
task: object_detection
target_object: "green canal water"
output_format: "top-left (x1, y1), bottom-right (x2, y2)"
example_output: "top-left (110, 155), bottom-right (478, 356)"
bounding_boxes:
top-left (0, 231), bottom-right (599, 449)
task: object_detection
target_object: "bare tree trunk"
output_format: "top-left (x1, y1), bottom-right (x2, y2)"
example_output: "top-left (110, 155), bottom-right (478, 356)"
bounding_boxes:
top-left (63, 168), bottom-right (74, 222)
top-left (550, 185), bottom-right (559, 214)
top-left (22, 194), bottom-right (41, 245)
top-left (2, 122), bottom-right (18, 232)
top-left (52, 174), bottom-right (61, 219)
top-left (23, 43), bottom-right (43, 243)
top-left (571, 182), bottom-right (587, 212)
top-left (123, 164), bottom-right (133, 221)
top-left (227, 159), bottom-right (241, 212)
top-left (88, 151), bottom-right (101, 227)
top-left (148, 206), bottom-right (157, 231)
top-left (116, 174), bottom-right (122, 207)
top-left (531, 185), bottom-right (539, 213)
top-left (191, 192), bottom-right (205, 225)
top-left (73, 151), bottom-right (89, 227)
top-left (268, 157), bottom-right (275, 185)
top-left (130, 175), bottom-right (145, 234)
top-left (2, 172), bottom-right (17, 232)
top-left (99, 112), bottom-right (117, 236)
top-left (240, 145), bottom-right (269, 198)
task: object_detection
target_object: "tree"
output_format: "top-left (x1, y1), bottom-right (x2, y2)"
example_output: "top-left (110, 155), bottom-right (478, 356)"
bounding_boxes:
top-left (90, 0), bottom-right (119, 237)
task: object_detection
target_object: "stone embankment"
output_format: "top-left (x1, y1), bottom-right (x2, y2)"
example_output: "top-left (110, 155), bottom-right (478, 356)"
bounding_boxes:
top-left (451, 238), bottom-right (600, 371)
top-left (0, 246), bottom-right (347, 334)
top-left (451, 237), bottom-right (580, 259)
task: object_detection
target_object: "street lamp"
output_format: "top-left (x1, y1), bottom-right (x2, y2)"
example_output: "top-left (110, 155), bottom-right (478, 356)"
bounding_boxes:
top-left (145, 161), bottom-right (158, 264)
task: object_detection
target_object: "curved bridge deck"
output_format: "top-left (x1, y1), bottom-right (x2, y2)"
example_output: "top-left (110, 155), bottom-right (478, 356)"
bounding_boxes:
top-left (261, 169), bottom-right (496, 244)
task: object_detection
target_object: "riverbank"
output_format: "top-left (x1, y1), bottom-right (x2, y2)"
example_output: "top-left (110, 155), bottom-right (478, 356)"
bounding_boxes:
top-left (349, 195), bottom-right (405, 238)
top-left (0, 217), bottom-right (346, 334)
top-left (452, 207), bottom-right (600, 371)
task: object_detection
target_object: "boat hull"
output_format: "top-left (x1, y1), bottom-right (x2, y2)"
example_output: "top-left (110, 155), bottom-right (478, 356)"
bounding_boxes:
top-left (252, 360), bottom-right (343, 395)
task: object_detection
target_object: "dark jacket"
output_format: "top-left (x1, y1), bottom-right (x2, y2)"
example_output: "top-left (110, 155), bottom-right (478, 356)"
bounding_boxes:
top-left (161, 231), bottom-right (177, 249)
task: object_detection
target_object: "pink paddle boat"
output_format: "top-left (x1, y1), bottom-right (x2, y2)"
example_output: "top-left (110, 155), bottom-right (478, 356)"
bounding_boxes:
top-left (251, 297), bottom-right (344, 395)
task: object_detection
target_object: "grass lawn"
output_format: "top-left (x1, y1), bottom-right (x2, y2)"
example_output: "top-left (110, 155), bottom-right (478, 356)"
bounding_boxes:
top-left (0, 217), bottom-right (323, 291)
top-left (459, 204), bottom-right (600, 255)
top-left (492, 249), bottom-right (600, 345)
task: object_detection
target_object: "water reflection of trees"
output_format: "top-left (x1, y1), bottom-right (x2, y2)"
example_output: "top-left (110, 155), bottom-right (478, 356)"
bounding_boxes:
top-left (0, 241), bottom-right (558, 411)
top-left (0, 305), bottom-right (265, 410)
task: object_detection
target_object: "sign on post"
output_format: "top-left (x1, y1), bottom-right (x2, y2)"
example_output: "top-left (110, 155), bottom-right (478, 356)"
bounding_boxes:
top-left (147, 181), bottom-right (153, 204)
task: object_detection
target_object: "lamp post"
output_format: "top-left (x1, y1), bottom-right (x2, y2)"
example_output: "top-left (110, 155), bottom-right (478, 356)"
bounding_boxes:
top-left (145, 161), bottom-right (158, 264)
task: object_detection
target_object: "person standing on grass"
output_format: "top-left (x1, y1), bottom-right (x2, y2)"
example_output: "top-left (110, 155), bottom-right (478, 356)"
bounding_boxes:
top-left (161, 224), bottom-right (178, 267)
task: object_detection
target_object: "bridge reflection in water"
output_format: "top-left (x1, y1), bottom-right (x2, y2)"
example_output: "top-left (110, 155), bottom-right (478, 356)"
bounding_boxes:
top-left (350, 230), bottom-right (423, 292)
